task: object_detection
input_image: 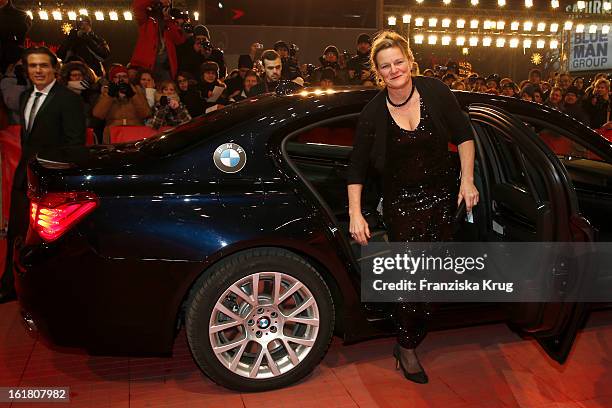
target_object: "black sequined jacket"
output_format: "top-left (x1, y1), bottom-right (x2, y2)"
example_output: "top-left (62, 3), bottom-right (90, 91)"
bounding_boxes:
top-left (346, 76), bottom-right (473, 185)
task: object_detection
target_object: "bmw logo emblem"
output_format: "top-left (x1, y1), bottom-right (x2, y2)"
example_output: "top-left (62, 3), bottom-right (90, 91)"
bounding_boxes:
top-left (213, 143), bottom-right (247, 173)
top-left (258, 317), bottom-right (270, 329)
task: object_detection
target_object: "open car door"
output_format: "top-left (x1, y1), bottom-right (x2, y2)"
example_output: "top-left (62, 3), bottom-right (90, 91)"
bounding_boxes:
top-left (468, 104), bottom-right (595, 363)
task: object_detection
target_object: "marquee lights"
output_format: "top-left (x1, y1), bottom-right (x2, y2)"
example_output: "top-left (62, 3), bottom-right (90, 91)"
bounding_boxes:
top-left (537, 22), bottom-right (546, 32)
top-left (470, 19), bottom-right (479, 29)
top-left (525, 0), bottom-right (533, 8)
top-left (551, 0), bottom-right (560, 8)
top-left (414, 34), bottom-right (424, 44)
top-left (442, 35), bottom-right (452, 45)
top-left (605, 2), bottom-right (612, 12)
top-left (94, 11), bottom-right (104, 20)
top-left (482, 37), bottom-right (492, 46)
top-left (576, 23), bottom-right (585, 32)
top-left (498, 0), bottom-right (506, 6)
top-left (577, 1), bottom-right (586, 10)
top-left (469, 36), bottom-right (478, 46)
top-left (22, 8), bottom-right (204, 22)
top-left (428, 35), bottom-right (438, 44)
top-left (496, 37), bottom-right (506, 47)
top-left (470, 0), bottom-right (479, 6)
top-left (404, 33), bottom-right (557, 49)
top-left (564, 21), bottom-right (573, 30)
top-left (52, 10), bottom-right (62, 20)
top-left (511, 21), bottom-right (519, 31)
top-left (26, 10), bottom-right (33, 19)
top-left (388, 16), bottom-right (396, 25)
top-left (443, 0), bottom-right (451, 4)
top-left (124, 11), bottom-right (133, 20)
top-left (456, 36), bottom-right (466, 46)
top-left (603, 25), bottom-right (611, 34)
top-left (589, 24), bottom-right (598, 33)
top-left (79, 9), bottom-right (88, 16)
top-left (536, 39), bottom-right (545, 49)
top-left (403, 14), bottom-right (411, 23)
top-left (550, 23), bottom-right (559, 33)
top-left (457, 19), bottom-right (466, 28)
top-left (428, 17), bottom-right (438, 27)
top-left (550, 39), bottom-right (558, 49)
top-left (509, 37), bottom-right (519, 48)
top-left (415, 17), bottom-right (425, 26)
top-left (442, 17), bottom-right (451, 27)
top-left (524, 21), bottom-right (533, 31)
top-left (523, 38), bottom-right (532, 48)
top-left (67, 11), bottom-right (77, 20)
top-left (38, 10), bottom-right (48, 20)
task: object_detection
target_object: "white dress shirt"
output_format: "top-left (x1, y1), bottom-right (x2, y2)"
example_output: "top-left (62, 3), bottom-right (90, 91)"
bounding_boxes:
top-left (24, 80), bottom-right (56, 131)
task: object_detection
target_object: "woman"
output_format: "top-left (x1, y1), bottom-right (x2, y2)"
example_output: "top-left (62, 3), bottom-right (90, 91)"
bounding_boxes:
top-left (138, 69), bottom-right (157, 108)
top-left (583, 78), bottom-right (610, 129)
top-left (347, 31), bottom-right (478, 384)
top-left (572, 77), bottom-right (585, 98)
top-left (148, 80), bottom-right (191, 129)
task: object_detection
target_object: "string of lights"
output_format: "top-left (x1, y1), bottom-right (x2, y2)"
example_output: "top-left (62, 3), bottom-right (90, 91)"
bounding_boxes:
top-left (403, 0), bottom-right (610, 9)
top-left (22, 8), bottom-right (200, 22)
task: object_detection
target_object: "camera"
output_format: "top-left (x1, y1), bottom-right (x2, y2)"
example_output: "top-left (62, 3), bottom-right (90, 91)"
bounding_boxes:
top-left (108, 81), bottom-right (134, 98)
top-left (181, 22), bottom-right (194, 34)
top-left (146, 0), bottom-right (165, 18)
top-left (198, 40), bottom-right (213, 50)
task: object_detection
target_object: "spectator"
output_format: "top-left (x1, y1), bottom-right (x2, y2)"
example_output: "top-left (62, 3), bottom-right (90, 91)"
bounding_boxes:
top-left (520, 85), bottom-right (535, 102)
top-left (533, 88), bottom-right (544, 104)
top-left (557, 73), bottom-right (572, 92)
top-left (499, 77), bottom-right (513, 88)
top-left (250, 50), bottom-right (282, 96)
top-left (442, 73), bottom-right (456, 87)
top-left (318, 67), bottom-right (336, 87)
top-left (411, 62), bottom-right (420, 77)
top-left (474, 77), bottom-right (487, 92)
top-left (583, 77), bottom-right (610, 129)
top-left (528, 68), bottom-right (542, 87)
top-left (545, 86), bottom-right (563, 110)
top-left (273, 40), bottom-right (301, 81)
top-left (347, 33), bottom-right (372, 84)
top-left (501, 81), bottom-right (518, 97)
top-left (126, 64), bottom-right (143, 85)
top-left (540, 81), bottom-right (551, 100)
top-left (149, 80), bottom-right (191, 129)
top-left (563, 86), bottom-right (589, 124)
top-left (572, 77), bottom-right (586, 98)
top-left (237, 42), bottom-right (263, 73)
top-left (177, 24), bottom-right (226, 80)
top-left (176, 71), bottom-right (201, 117)
top-left (0, 61), bottom-right (29, 123)
top-left (57, 15), bottom-right (110, 78)
top-left (196, 61), bottom-right (226, 110)
top-left (137, 69), bottom-right (157, 107)
top-left (223, 55), bottom-right (253, 100)
top-left (93, 65), bottom-right (151, 143)
top-left (0, 0), bottom-right (32, 74)
top-left (232, 70), bottom-right (260, 102)
top-left (486, 74), bottom-right (500, 93)
top-left (59, 61), bottom-right (101, 129)
top-left (130, 0), bottom-right (187, 80)
top-left (422, 69), bottom-right (435, 77)
top-left (451, 80), bottom-right (466, 91)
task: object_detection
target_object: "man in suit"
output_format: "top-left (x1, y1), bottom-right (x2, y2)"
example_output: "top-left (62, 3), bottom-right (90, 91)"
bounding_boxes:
top-left (0, 47), bottom-right (86, 303)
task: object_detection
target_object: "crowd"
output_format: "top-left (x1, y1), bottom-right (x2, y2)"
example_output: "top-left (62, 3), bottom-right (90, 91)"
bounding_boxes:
top-left (1, 0), bottom-right (612, 141)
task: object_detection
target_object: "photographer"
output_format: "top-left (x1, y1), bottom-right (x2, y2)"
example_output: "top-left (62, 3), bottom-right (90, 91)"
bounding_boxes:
top-left (273, 41), bottom-right (301, 81)
top-left (177, 25), bottom-right (226, 80)
top-left (0, 0), bottom-right (32, 75)
top-left (57, 16), bottom-right (110, 78)
top-left (347, 33), bottom-right (371, 85)
top-left (130, 0), bottom-right (187, 81)
top-left (93, 65), bottom-right (151, 143)
top-left (309, 45), bottom-right (348, 85)
top-left (149, 80), bottom-right (191, 129)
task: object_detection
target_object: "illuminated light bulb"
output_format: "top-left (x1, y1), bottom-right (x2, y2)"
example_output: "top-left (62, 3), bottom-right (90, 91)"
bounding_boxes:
top-left (524, 21), bottom-right (533, 31)
top-left (457, 19), bottom-right (466, 28)
top-left (428, 35), bottom-right (438, 45)
top-left (589, 24), bottom-right (597, 33)
top-left (442, 18), bottom-right (451, 28)
top-left (428, 17), bottom-right (438, 27)
top-left (415, 17), bottom-right (425, 26)
top-left (577, 1), bottom-right (586, 10)
top-left (124, 11), bottom-right (133, 20)
top-left (462, 47), bottom-right (469, 55)
top-left (603, 25), bottom-right (610, 34)
top-left (68, 11), bottom-right (77, 20)
top-left (537, 39), bottom-right (545, 49)
top-left (26, 10), bottom-right (33, 19)
top-left (498, 0), bottom-right (506, 6)
top-left (38, 10), bottom-right (49, 20)
top-left (416, 0), bottom-right (424, 3)
top-left (470, 19), bottom-right (479, 29)
top-left (79, 9), bottom-right (88, 16)
top-left (469, 36), bottom-right (479, 46)
top-left (443, 0), bottom-right (451, 4)
top-left (95, 11), bottom-right (104, 20)
top-left (109, 11), bottom-right (118, 21)
top-left (52, 10), bottom-right (62, 20)
top-left (442, 35), bottom-right (451, 45)
top-left (497, 21), bottom-right (505, 30)
top-left (388, 16), bottom-right (396, 26)
top-left (537, 22), bottom-right (546, 32)
top-left (550, 39), bottom-right (558, 49)
top-left (525, 0), bottom-right (533, 8)
top-left (551, 0), bottom-right (560, 8)
top-left (193, 11), bottom-right (199, 20)
top-left (403, 14), bottom-right (411, 23)
top-left (483, 36), bottom-right (492, 46)
top-left (605, 2), bottom-right (612, 11)
top-left (484, 20), bottom-right (492, 29)
top-left (576, 24), bottom-right (585, 33)
top-left (564, 21), bottom-right (573, 30)
top-left (510, 38), bottom-right (519, 48)
top-left (523, 38), bottom-right (532, 48)
top-left (511, 21), bottom-right (520, 30)
top-left (414, 34), bottom-right (424, 44)
top-left (471, 0), bottom-right (479, 5)
top-left (496, 37), bottom-right (506, 47)
top-left (550, 23), bottom-right (559, 32)
top-left (456, 36), bottom-right (466, 46)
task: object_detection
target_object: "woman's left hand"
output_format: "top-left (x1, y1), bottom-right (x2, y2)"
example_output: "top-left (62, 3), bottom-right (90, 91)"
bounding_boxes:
top-left (458, 180), bottom-right (479, 213)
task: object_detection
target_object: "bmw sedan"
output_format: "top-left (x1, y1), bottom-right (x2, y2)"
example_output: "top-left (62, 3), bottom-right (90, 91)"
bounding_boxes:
top-left (14, 87), bottom-right (612, 391)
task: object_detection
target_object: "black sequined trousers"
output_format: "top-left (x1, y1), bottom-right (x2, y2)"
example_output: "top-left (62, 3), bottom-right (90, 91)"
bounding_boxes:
top-left (383, 97), bottom-right (457, 349)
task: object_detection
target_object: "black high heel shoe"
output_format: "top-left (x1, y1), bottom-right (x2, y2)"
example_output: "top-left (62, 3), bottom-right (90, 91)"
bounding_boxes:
top-left (393, 344), bottom-right (429, 384)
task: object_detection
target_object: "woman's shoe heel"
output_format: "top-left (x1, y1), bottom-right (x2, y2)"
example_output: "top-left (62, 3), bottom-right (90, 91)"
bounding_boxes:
top-left (392, 344), bottom-right (429, 384)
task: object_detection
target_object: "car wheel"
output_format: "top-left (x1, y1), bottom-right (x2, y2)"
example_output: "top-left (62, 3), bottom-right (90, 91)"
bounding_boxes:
top-left (186, 247), bottom-right (335, 392)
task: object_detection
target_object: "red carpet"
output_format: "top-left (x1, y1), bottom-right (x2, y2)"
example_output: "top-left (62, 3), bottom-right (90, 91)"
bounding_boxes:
top-left (0, 301), bottom-right (611, 407)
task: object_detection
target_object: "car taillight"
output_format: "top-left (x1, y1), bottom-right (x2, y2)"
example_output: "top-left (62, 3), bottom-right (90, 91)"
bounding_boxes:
top-left (29, 192), bottom-right (98, 242)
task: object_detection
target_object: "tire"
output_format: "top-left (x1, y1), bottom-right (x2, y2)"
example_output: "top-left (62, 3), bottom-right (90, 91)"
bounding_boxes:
top-left (186, 247), bottom-right (335, 392)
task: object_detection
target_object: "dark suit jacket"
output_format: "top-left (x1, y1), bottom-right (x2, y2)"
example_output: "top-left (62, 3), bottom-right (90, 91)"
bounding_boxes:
top-left (346, 76), bottom-right (474, 185)
top-left (8, 81), bottom-right (85, 238)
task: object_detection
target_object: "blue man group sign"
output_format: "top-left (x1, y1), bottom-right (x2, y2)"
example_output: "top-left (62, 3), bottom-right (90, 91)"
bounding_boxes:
top-left (571, 32), bottom-right (611, 71)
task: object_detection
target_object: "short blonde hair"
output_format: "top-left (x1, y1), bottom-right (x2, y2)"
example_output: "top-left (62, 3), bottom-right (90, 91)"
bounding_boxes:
top-left (370, 31), bottom-right (414, 86)
top-left (594, 77), bottom-right (610, 90)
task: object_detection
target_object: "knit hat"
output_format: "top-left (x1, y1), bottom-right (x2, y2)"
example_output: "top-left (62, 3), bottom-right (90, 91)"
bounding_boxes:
top-left (323, 45), bottom-right (339, 57)
top-left (357, 33), bottom-right (371, 45)
top-left (238, 55), bottom-right (252, 69)
top-left (565, 86), bottom-right (580, 96)
top-left (200, 61), bottom-right (219, 75)
top-left (109, 65), bottom-right (128, 80)
top-left (193, 25), bottom-right (210, 39)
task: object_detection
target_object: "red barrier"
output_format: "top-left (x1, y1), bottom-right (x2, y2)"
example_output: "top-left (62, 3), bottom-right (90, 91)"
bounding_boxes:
top-left (86, 128), bottom-right (96, 146)
top-left (1, 125), bottom-right (22, 229)
top-left (596, 127), bottom-right (612, 142)
top-left (109, 126), bottom-right (170, 144)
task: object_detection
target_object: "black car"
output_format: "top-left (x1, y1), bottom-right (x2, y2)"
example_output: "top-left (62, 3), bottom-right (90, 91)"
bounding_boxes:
top-left (14, 87), bottom-right (612, 391)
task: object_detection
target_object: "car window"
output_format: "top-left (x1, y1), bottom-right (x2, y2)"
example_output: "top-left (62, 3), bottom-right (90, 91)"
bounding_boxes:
top-left (481, 124), bottom-right (531, 191)
top-left (522, 121), bottom-right (604, 162)
top-left (293, 118), bottom-right (356, 147)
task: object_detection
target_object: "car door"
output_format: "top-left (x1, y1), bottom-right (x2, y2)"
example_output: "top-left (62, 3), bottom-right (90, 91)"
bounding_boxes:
top-left (469, 103), bottom-right (594, 363)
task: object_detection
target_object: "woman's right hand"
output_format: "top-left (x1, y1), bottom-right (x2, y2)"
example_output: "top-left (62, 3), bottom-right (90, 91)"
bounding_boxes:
top-left (349, 213), bottom-right (371, 246)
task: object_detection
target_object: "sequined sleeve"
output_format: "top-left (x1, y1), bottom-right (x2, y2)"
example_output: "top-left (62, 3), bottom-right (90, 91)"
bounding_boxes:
top-left (436, 81), bottom-right (474, 145)
top-left (346, 114), bottom-right (375, 185)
